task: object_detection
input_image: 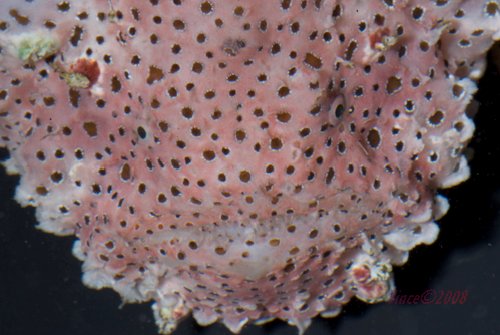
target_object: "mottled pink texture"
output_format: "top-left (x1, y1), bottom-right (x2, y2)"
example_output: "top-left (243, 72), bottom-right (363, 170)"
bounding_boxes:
top-left (0, 0), bottom-right (499, 334)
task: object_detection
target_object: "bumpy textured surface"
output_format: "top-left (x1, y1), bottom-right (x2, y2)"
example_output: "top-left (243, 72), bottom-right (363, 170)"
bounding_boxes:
top-left (0, 0), bottom-right (499, 333)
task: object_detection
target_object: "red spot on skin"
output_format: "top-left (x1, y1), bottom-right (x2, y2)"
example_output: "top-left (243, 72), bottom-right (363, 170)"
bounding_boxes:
top-left (352, 265), bottom-right (371, 283)
top-left (350, 263), bottom-right (393, 303)
top-left (369, 28), bottom-right (391, 49)
top-left (70, 58), bottom-right (100, 88)
top-left (359, 281), bottom-right (388, 300)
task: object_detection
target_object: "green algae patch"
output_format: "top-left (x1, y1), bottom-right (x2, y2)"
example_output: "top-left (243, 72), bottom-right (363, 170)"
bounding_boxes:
top-left (60, 71), bottom-right (91, 89)
top-left (17, 33), bottom-right (59, 63)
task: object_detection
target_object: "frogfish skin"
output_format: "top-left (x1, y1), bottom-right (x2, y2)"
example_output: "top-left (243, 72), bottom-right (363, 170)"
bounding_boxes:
top-left (0, 0), bottom-right (499, 333)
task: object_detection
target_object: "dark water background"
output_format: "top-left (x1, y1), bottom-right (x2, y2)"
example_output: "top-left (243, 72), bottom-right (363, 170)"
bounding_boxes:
top-left (0, 59), bottom-right (499, 335)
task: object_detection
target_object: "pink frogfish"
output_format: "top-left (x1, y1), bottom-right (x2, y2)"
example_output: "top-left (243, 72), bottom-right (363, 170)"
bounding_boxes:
top-left (0, 0), bottom-right (499, 333)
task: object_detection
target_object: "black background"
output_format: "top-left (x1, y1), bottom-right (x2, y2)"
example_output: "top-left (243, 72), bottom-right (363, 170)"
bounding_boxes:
top-left (1, 58), bottom-right (499, 335)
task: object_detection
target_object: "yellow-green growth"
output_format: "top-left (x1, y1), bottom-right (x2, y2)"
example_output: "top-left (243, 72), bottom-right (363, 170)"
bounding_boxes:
top-left (60, 72), bottom-right (90, 88)
top-left (17, 34), bottom-right (59, 63)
